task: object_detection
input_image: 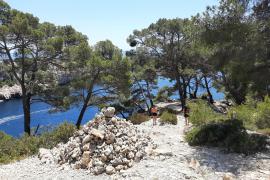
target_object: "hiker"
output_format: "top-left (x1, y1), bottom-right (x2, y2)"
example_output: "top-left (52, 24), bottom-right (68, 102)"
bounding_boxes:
top-left (184, 105), bottom-right (190, 126)
top-left (151, 105), bottom-right (158, 126)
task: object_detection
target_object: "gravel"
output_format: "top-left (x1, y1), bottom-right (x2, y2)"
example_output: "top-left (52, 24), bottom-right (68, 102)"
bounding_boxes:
top-left (0, 116), bottom-right (269, 180)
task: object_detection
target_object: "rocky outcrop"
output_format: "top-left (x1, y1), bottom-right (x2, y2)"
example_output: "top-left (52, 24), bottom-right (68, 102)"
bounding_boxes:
top-left (0, 85), bottom-right (22, 100)
top-left (39, 107), bottom-right (155, 175)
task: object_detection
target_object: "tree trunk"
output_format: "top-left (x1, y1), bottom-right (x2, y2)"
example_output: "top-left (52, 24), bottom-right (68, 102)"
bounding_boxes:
top-left (145, 81), bottom-right (154, 107)
top-left (134, 76), bottom-right (150, 114)
top-left (22, 94), bottom-right (31, 135)
top-left (76, 89), bottom-right (93, 129)
top-left (204, 76), bottom-right (214, 104)
top-left (175, 76), bottom-right (186, 110)
top-left (192, 77), bottom-right (199, 99)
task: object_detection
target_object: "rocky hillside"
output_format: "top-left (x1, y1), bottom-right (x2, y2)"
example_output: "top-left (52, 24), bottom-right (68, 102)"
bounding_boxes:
top-left (0, 109), bottom-right (269, 180)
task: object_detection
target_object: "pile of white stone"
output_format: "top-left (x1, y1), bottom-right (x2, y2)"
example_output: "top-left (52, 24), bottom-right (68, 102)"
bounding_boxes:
top-left (39, 107), bottom-right (155, 175)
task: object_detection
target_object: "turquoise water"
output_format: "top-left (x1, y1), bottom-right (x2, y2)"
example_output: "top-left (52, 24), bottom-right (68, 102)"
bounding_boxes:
top-left (0, 77), bottom-right (224, 137)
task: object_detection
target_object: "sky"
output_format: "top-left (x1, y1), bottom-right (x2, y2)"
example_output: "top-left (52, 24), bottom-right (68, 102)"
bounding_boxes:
top-left (5, 0), bottom-right (218, 50)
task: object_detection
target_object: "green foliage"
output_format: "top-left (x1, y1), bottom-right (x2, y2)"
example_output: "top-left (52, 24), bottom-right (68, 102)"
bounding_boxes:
top-left (186, 119), bottom-right (268, 154)
top-left (188, 100), bottom-right (225, 126)
top-left (255, 96), bottom-right (270, 129)
top-left (0, 122), bottom-right (76, 164)
top-left (229, 96), bottom-right (270, 130)
top-left (129, 113), bottom-right (149, 125)
top-left (38, 122), bottom-right (76, 149)
top-left (160, 111), bottom-right (177, 125)
top-left (154, 86), bottom-right (174, 103)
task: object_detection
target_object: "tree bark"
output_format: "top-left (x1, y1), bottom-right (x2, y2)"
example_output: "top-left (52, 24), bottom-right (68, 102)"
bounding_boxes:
top-left (192, 77), bottom-right (199, 99)
top-left (175, 75), bottom-right (186, 110)
top-left (203, 76), bottom-right (214, 104)
top-left (145, 81), bottom-right (154, 107)
top-left (22, 93), bottom-right (31, 135)
top-left (76, 88), bottom-right (93, 129)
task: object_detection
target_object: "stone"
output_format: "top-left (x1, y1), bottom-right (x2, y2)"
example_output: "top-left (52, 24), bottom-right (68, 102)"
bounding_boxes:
top-left (100, 154), bottom-right (107, 162)
top-left (111, 158), bottom-right (123, 166)
top-left (82, 143), bottom-right (90, 151)
top-left (106, 165), bottom-right (115, 175)
top-left (71, 147), bottom-right (81, 159)
top-left (127, 160), bottom-right (133, 167)
top-left (82, 135), bottom-right (92, 145)
top-left (115, 165), bottom-right (124, 171)
top-left (38, 148), bottom-right (54, 164)
top-left (111, 117), bottom-right (118, 124)
top-left (189, 158), bottom-right (200, 170)
top-left (102, 107), bottom-right (115, 118)
top-left (106, 134), bottom-right (116, 144)
top-left (93, 166), bottom-right (105, 175)
top-left (104, 146), bottom-right (112, 156)
top-left (93, 159), bottom-right (104, 167)
top-left (134, 151), bottom-right (143, 162)
top-left (81, 151), bottom-right (91, 168)
top-left (91, 128), bottom-right (105, 140)
top-left (127, 152), bottom-right (135, 159)
top-left (37, 108), bottom-right (154, 175)
top-left (222, 173), bottom-right (236, 180)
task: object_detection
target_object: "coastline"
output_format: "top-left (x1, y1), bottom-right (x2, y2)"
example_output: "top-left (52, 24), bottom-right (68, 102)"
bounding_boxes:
top-left (0, 85), bottom-right (22, 100)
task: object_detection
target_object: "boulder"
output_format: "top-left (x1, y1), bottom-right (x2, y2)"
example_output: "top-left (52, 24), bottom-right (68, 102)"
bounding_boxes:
top-left (106, 165), bottom-right (115, 175)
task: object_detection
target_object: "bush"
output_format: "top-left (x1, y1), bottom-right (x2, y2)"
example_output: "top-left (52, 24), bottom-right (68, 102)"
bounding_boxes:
top-left (160, 111), bottom-right (177, 125)
top-left (188, 100), bottom-right (225, 126)
top-left (185, 119), bottom-right (268, 154)
top-left (0, 122), bottom-right (76, 164)
top-left (129, 113), bottom-right (149, 124)
top-left (159, 107), bottom-right (179, 115)
top-left (0, 132), bottom-right (20, 163)
top-left (229, 96), bottom-right (270, 130)
top-left (228, 103), bottom-right (257, 130)
top-left (255, 96), bottom-right (270, 129)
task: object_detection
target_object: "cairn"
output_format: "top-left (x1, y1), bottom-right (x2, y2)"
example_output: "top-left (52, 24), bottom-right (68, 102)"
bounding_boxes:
top-left (39, 107), bottom-right (155, 175)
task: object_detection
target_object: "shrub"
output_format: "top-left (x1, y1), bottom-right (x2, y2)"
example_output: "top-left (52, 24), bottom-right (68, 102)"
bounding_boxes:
top-left (185, 119), bottom-right (268, 154)
top-left (228, 104), bottom-right (257, 130)
top-left (188, 100), bottom-right (225, 126)
top-left (129, 113), bottom-right (149, 124)
top-left (159, 107), bottom-right (178, 115)
top-left (255, 96), bottom-right (270, 129)
top-left (0, 122), bottom-right (76, 164)
top-left (160, 111), bottom-right (177, 125)
top-left (229, 96), bottom-right (270, 130)
top-left (0, 132), bottom-right (19, 163)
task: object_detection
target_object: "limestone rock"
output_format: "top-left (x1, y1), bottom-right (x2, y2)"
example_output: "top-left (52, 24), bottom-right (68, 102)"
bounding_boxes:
top-left (91, 128), bottom-right (104, 140)
top-left (106, 165), bottom-right (115, 175)
top-left (82, 135), bottom-right (91, 145)
top-left (102, 107), bottom-right (115, 118)
top-left (37, 107), bottom-right (154, 175)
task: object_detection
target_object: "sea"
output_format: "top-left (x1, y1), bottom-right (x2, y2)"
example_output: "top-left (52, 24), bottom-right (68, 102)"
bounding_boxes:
top-left (0, 77), bottom-right (224, 137)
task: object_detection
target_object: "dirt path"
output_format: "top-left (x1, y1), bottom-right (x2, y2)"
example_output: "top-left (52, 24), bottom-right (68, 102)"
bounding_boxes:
top-left (0, 115), bottom-right (269, 180)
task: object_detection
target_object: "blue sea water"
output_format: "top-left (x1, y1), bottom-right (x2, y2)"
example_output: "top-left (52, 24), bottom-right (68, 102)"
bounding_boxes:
top-left (0, 77), bottom-right (224, 137)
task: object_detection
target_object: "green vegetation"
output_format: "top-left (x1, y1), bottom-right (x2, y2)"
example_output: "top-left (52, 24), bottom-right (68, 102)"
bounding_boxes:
top-left (188, 100), bottom-right (226, 126)
top-left (229, 96), bottom-right (270, 133)
top-left (185, 119), bottom-right (268, 155)
top-left (129, 113), bottom-right (149, 124)
top-left (0, 122), bottom-right (76, 164)
top-left (154, 86), bottom-right (174, 103)
top-left (160, 111), bottom-right (177, 125)
top-left (0, 0), bottom-right (269, 159)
